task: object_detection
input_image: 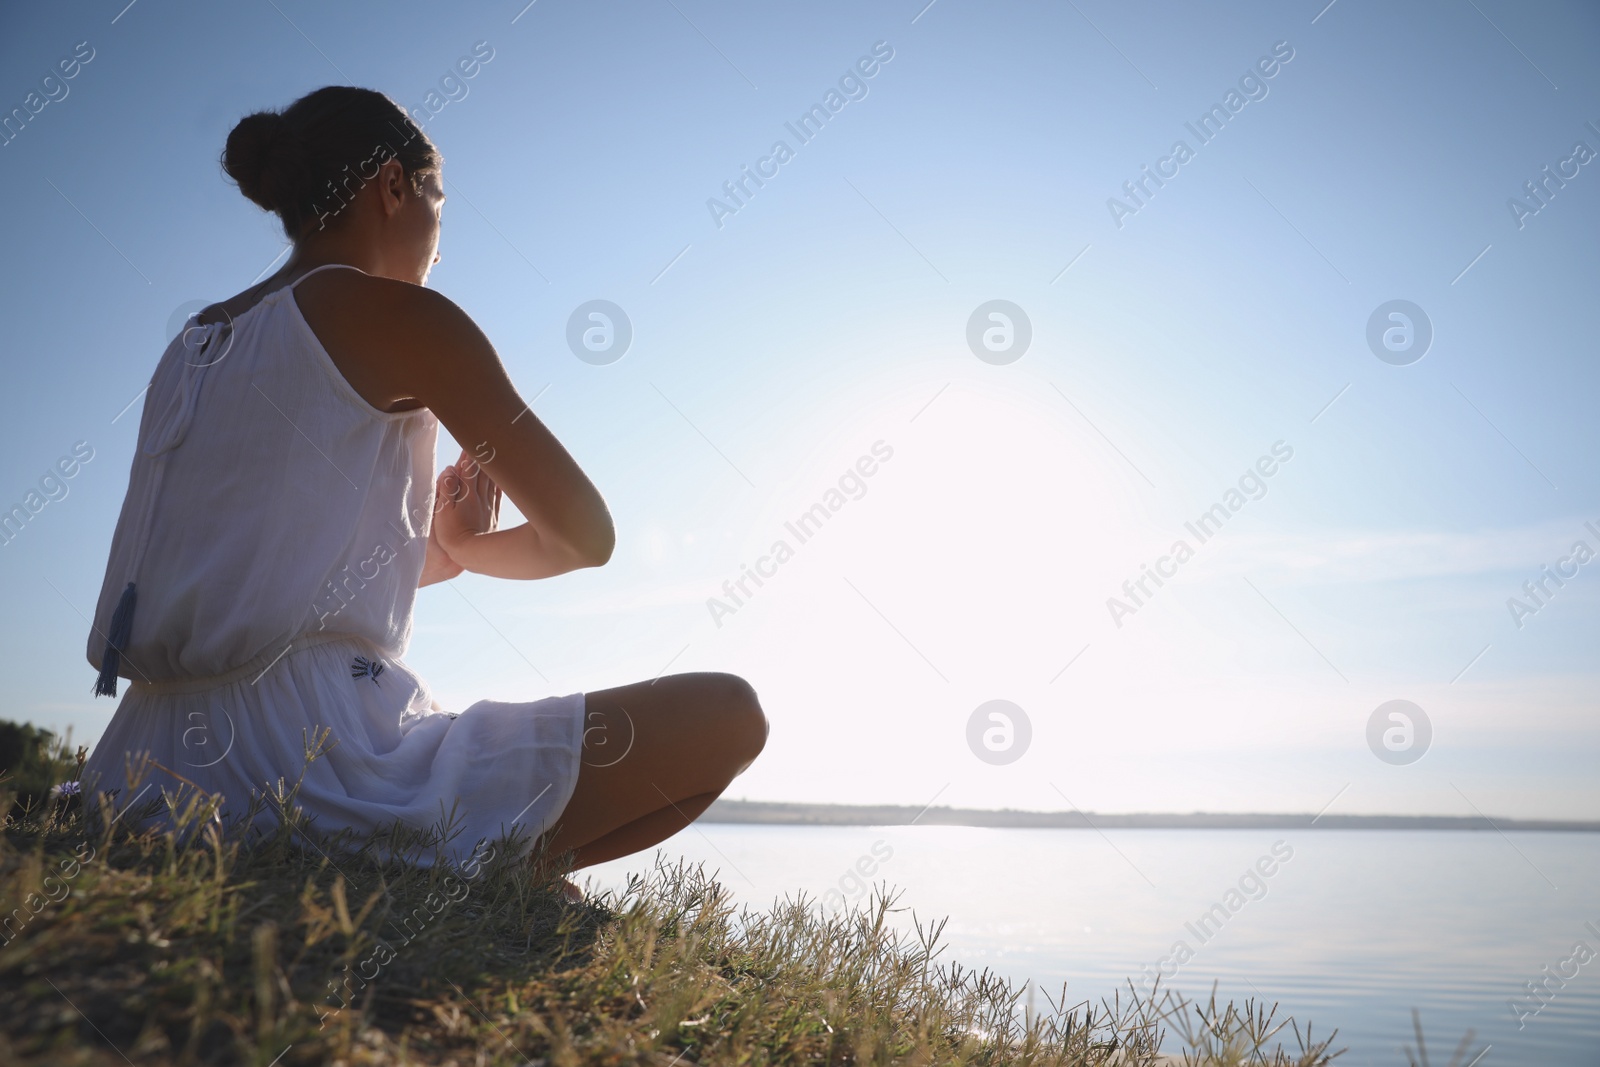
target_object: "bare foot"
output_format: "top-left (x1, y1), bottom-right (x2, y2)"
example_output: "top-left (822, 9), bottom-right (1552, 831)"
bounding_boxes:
top-left (555, 876), bottom-right (584, 904)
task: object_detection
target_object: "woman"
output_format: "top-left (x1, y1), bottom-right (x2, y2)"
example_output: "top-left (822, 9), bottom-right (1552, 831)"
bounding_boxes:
top-left (82, 86), bottom-right (766, 877)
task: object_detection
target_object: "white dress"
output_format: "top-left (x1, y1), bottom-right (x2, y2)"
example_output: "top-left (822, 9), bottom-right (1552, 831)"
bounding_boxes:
top-left (82, 263), bottom-right (584, 866)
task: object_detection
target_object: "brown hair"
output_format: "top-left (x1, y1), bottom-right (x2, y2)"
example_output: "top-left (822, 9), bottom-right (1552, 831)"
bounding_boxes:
top-left (222, 86), bottom-right (442, 239)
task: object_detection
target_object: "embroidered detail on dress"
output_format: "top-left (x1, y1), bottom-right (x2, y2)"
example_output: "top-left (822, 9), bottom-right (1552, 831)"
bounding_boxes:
top-left (350, 655), bottom-right (386, 684)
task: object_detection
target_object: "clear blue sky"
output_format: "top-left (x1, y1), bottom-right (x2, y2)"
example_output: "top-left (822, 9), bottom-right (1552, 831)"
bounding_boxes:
top-left (2, 0), bottom-right (1597, 818)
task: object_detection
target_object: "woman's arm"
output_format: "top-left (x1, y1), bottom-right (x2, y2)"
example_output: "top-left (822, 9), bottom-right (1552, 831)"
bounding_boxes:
top-left (432, 448), bottom-right (573, 580)
top-left (308, 274), bottom-right (616, 580)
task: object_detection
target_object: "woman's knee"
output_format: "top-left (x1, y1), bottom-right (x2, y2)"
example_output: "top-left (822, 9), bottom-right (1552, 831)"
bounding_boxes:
top-left (703, 672), bottom-right (767, 768)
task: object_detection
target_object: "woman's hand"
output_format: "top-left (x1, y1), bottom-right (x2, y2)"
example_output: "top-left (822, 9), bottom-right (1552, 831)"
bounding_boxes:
top-left (430, 443), bottom-right (606, 580)
top-left (421, 449), bottom-right (502, 585)
top-left (418, 520), bottom-right (463, 586)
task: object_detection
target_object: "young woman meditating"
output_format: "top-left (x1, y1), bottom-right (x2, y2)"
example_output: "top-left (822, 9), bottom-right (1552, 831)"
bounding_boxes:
top-left (82, 85), bottom-right (766, 877)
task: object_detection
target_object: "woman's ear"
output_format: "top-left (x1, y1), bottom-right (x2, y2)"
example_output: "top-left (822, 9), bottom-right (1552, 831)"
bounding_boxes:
top-left (376, 158), bottom-right (410, 218)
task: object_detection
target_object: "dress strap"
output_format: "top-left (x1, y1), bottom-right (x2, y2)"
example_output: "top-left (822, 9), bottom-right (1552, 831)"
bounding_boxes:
top-left (289, 263), bottom-right (367, 290)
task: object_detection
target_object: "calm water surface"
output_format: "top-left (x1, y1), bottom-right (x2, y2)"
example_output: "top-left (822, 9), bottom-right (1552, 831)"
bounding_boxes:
top-left (586, 826), bottom-right (1600, 1065)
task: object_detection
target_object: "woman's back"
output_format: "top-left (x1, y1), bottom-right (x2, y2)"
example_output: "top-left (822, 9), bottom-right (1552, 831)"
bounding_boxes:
top-left (88, 264), bottom-right (438, 689)
top-left (79, 84), bottom-right (761, 879)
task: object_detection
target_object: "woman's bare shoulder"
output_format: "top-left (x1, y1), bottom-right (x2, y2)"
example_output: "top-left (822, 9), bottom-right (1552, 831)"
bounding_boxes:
top-left (295, 269), bottom-right (481, 353)
top-left (194, 267), bottom-right (459, 327)
top-left (291, 270), bottom-right (490, 412)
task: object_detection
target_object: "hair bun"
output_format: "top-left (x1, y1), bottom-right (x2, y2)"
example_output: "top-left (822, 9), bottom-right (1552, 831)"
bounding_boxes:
top-left (222, 110), bottom-right (310, 214)
top-left (218, 87), bottom-right (440, 239)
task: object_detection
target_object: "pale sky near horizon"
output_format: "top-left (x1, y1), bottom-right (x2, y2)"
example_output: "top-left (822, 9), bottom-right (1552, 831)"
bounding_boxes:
top-left (2, 0), bottom-right (1597, 820)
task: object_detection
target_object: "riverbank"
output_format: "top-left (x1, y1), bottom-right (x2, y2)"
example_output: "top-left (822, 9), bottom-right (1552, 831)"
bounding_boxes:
top-left (0, 777), bottom-right (1345, 1066)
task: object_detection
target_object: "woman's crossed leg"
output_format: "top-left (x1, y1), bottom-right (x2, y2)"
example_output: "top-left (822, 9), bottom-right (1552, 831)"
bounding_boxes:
top-left (536, 671), bottom-right (767, 870)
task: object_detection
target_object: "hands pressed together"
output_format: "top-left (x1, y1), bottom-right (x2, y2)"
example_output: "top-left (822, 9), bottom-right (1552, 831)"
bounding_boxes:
top-left (419, 448), bottom-right (503, 587)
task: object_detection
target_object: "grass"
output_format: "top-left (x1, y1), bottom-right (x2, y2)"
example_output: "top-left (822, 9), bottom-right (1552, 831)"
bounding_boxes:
top-left (0, 727), bottom-right (1355, 1067)
top-left (0, 719), bottom-right (81, 815)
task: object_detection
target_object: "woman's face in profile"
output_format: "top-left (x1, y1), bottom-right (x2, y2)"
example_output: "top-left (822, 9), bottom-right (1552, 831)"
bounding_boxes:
top-left (406, 168), bottom-right (445, 286)
top-left (378, 163), bottom-right (444, 286)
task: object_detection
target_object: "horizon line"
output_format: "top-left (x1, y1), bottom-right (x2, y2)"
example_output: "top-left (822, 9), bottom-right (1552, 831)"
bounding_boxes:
top-left (703, 798), bottom-right (1600, 831)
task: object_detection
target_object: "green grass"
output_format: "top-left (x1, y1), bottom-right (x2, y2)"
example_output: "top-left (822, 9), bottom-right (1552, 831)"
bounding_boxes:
top-left (0, 719), bottom-right (81, 815)
top-left (0, 728), bottom-right (1349, 1066)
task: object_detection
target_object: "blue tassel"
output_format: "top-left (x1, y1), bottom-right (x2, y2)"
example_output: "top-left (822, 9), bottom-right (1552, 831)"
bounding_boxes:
top-left (94, 581), bottom-right (136, 698)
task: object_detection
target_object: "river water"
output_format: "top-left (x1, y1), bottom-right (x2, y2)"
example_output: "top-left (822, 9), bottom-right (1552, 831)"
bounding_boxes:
top-left (585, 825), bottom-right (1600, 1064)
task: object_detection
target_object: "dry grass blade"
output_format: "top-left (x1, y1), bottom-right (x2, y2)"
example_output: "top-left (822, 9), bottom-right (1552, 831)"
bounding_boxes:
top-left (1, 748), bottom-right (1350, 1066)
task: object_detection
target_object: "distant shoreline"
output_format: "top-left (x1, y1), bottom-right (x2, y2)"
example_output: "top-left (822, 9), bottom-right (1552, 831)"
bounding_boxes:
top-left (702, 799), bottom-right (1600, 832)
